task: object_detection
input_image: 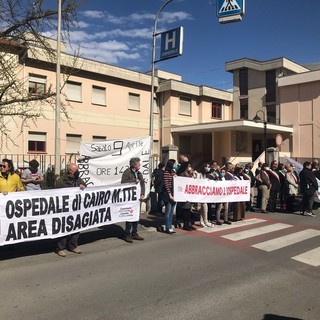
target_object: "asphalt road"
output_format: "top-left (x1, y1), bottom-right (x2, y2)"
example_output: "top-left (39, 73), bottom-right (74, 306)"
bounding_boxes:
top-left (0, 211), bottom-right (319, 320)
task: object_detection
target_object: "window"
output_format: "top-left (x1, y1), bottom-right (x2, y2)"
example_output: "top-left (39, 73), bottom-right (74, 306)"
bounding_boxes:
top-left (28, 132), bottom-right (46, 153)
top-left (179, 96), bottom-right (191, 116)
top-left (92, 85), bottom-right (106, 106)
top-left (267, 105), bottom-right (276, 124)
top-left (66, 134), bottom-right (81, 154)
top-left (66, 81), bottom-right (82, 102)
top-left (153, 140), bottom-right (159, 155)
top-left (240, 99), bottom-right (248, 119)
top-left (28, 74), bottom-right (46, 95)
top-left (180, 136), bottom-right (191, 154)
top-left (266, 70), bottom-right (276, 102)
top-left (239, 68), bottom-right (248, 96)
top-left (128, 93), bottom-right (140, 111)
top-left (212, 101), bottom-right (222, 119)
top-left (92, 135), bottom-right (106, 142)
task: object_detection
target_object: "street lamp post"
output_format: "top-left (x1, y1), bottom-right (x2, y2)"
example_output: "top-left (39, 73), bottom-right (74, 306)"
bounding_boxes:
top-left (253, 110), bottom-right (267, 163)
top-left (55, 0), bottom-right (62, 177)
top-left (149, 0), bottom-right (173, 175)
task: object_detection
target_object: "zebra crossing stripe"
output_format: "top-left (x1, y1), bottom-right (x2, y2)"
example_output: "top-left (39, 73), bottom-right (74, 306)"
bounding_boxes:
top-left (291, 247), bottom-right (320, 267)
top-left (221, 223), bottom-right (292, 241)
top-left (199, 218), bottom-right (266, 233)
top-left (251, 229), bottom-right (320, 252)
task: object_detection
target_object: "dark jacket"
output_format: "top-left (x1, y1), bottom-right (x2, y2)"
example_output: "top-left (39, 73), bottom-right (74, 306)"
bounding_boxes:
top-left (267, 169), bottom-right (281, 192)
top-left (299, 167), bottom-right (318, 194)
top-left (152, 168), bottom-right (164, 193)
top-left (55, 173), bottom-right (86, 188)
top-left (121, 168), bottom-right (145, 196)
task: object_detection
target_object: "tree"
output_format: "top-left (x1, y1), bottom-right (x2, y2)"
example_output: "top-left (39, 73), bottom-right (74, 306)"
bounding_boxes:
top-left (0, 0), bottom-right (81, 148)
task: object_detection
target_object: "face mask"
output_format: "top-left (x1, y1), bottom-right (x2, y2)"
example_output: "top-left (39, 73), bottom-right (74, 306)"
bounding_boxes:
top-left (187, 167), bottom-right (192, 172)
top-left (265, 167), bottom-right (270, 171)
top-left (221, 172), bottom-right (225, 177)
top-left (205, 167), bottom-right (210, 172)
top-left (68, 170), bottom-right (80, 179)
top-left (173, 164), bottom-right (179, 170)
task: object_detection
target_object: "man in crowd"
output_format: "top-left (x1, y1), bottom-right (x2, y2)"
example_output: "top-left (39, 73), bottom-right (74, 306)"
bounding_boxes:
top-left (299, 161), bottom-right (318, 217)
top-left (121, 157), bottom-right (145, 243)
top-left (267, 160), bottom-right (280, 212)
top-left (152, 162), bottom-right (165, 215)
top-left (55, 163), bottom-right (86, 257)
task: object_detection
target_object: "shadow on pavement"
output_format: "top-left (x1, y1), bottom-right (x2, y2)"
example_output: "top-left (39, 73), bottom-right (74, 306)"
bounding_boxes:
top-left (262, 314), bottom-right (303, 320)
top-left (0, 224), bottom-right (125, 261)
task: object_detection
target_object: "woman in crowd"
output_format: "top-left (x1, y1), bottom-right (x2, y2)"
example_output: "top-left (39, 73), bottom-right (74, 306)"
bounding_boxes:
top-left (285, 163), bottom-right (299, 213)
top-left (197, 163), bottom-right (212, 227)
top-left (162, 159), bottom-right (177, 234)
top-left (0, 158), bottom-right (24, 194)
top-left (215, 166), bottom-right (231, 225)
top-left (233, 166), bottom-right (246, 221)
top-left (176, 161), bottom-right (195, 231)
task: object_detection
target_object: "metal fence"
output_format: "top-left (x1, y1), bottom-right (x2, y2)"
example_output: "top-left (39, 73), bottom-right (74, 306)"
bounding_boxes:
top-left (2, 153), bottom-right (161, 189)
top-left (0, 154), bottom-right (78, 173)
top-left (0, 154), bottom-right (78, 189)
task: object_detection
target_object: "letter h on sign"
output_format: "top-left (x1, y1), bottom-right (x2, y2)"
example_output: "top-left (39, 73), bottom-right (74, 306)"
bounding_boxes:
top-left (165, 31), bottom-right (176, 50)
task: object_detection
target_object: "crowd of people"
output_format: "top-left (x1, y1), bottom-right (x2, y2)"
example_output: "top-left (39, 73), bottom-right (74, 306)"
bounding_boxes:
top-left (152, 156), bottom-right (320, 234)
top-left (1, 156), bottom-right (319, 257)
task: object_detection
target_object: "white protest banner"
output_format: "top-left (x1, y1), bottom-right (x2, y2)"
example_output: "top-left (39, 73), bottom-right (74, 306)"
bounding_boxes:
top-left (78, 136), bottom-right (151, 192)
top-left (0, 183), bottom-right (141, 246)
top-left (173, 177), bottom-right (250, 203)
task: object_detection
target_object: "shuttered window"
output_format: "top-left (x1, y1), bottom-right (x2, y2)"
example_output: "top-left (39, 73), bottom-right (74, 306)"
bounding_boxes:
top-left (179, 96), bottom-right (191, 116)
top-left (66, 134), bottom-right (81, 154)
top-left (128, 93), bottom-right (140, 111)
top-left (66, 81), bottom-right (82, 102)
top-left (92, 86), bottom-right (106, 106)
top-left (92, 136), bottom-right (106, 142)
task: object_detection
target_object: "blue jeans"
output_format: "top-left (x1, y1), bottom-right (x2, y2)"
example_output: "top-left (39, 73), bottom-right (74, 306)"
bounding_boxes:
top-left (164, 201), bottom-right (176, 230)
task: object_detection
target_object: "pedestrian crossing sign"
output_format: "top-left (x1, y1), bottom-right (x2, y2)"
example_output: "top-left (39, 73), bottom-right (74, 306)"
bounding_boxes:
top-left (217, 0), bottom-right (245, 24)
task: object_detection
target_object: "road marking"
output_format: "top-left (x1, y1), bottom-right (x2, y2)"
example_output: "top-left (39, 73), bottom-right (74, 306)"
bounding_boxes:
top-left (221, 223), bottom-right (292, 241)
top-left (291, 247), bottom-right (320, 267)
top-left (252, 229), bottom-right (320, 252)
top-left (199, 218), bottom-right (266, 233)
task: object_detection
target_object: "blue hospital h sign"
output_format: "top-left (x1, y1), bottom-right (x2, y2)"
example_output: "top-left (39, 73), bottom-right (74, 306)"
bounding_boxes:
top-left (159, 27), bottom-right (184, 61)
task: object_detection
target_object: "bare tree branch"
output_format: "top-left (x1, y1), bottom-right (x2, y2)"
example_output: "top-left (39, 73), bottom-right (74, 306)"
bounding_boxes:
top-left (0, 0), bottom-right (82, 150)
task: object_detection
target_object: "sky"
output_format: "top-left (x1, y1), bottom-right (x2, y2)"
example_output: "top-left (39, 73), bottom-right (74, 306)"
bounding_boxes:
top-left (64, 0), bottom-right (320, 91)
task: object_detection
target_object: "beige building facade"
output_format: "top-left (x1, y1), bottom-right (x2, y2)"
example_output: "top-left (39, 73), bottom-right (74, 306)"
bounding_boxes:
top-left (2, 40), bottom-right (320, 170)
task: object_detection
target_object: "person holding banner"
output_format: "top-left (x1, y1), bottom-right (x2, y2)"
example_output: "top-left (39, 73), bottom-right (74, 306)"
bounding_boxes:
top-left (55, 163), bottom-right (86, 257)
top-left (0, 159), bottom-right (24, 194)
top-left (176, 161), bottom-right (195, 231)
top-left (121, 157), bottom-right (145, 243)
top-left (197, 163), bottom-right (212, 228)
top-left (21, 159), bottom-right (44, 191)
top-left (163, 159), bottom-right (177, 234)
top-left (215, 167), bottom-right (231, 225)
